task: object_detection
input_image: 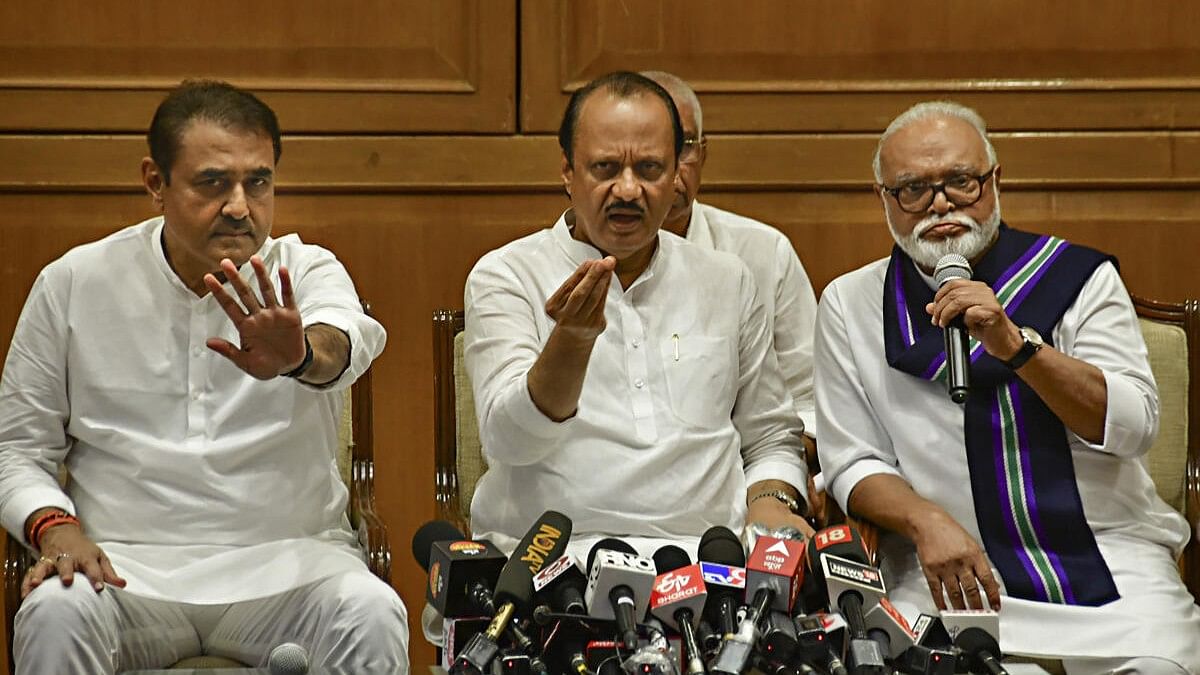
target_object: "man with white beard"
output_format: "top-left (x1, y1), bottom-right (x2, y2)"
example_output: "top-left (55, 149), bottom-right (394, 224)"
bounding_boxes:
top-left (814, 101), bottom-right (1200, 672)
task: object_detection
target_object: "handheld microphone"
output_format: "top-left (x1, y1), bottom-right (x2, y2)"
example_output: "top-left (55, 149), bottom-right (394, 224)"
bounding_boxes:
top-left (711, 536), bottom-right (804, 675)
top-left (649, 545), bottom-right (708, 675)
top-left (793, 614), bottom-right (846, 675)
top-left (451, 511), bottom-right (572, 675)
top-left (412, 520), bottom-right (507, 618)
top-left (942, 610), bottom-right (1007, 675)
top-left (934, 254), bottom-right (973, 404)
top-left (532, 552), bottom-right (589, 614)
top-left (267, 643), bottom-right (309, 675)
top-left (697, 526), bottom-right (747, 640)
top-left (806, 526), bottom-right (887, 675)
top-left (584, 538), bottom-right (657, 652)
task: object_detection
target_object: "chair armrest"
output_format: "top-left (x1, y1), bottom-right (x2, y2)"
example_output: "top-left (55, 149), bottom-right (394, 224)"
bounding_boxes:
top-left (352, 457), bottom-right (391, 584)
top-left (5, 533), bottom-right (31, 671)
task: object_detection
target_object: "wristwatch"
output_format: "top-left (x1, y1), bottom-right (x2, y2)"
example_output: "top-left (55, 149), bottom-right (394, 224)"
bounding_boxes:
top-left (1003, 326), bottom-right (1044, 370)
top-left (750, 489), bottom-right (805, 516)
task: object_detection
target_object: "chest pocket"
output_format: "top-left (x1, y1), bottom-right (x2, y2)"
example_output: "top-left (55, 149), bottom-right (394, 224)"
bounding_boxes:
top-left (661, 334), bottom-right (737, 429)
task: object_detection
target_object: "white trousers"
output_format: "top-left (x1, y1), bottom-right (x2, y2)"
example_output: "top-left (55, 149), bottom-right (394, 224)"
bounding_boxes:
top-left (1062, 656), bottom-right (1194, 675)
top-left (14, 569), bottom-right (409, 674)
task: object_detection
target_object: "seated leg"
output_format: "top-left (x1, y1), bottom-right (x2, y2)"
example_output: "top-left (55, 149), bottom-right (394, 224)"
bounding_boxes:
top-left (203, 569), bottom-right (410, 672)
top-left (15, 581), bottom-right (198, 674)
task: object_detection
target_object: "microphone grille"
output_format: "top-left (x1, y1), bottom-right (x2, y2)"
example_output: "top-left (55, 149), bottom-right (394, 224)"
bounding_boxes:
top-left (934, 254), bottom-right (972, 287)
top-left (410, 520), bottom-right (465, 571)
top-left (651, 544), bottom-right (691, 574)
top-left (587, 537), bottom-right (637, 572)
top-left (268, 642), bottom-right (310, 674)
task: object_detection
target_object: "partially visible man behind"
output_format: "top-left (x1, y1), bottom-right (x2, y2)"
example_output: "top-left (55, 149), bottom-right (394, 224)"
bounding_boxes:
top-left (464, 71), bottom-right (811, 559)
top-left (0, 80), bottom-right (408, 673)
top-left (815, 101), bottom-right (1200, 671)
top-left (640, 71), bottom-right (820, 466)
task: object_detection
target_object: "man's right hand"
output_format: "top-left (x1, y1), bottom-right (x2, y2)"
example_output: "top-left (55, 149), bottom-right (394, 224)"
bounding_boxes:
top-left (22, 523), bottom-right (126, 599)
top-left (543, 257), bottom-right (616, 340)
top-left (911, 509), bottom-right (1001, 611)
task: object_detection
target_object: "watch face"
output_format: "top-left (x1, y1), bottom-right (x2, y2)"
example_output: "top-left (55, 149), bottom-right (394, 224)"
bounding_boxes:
top-left (1020, 326), bottom-right (1044, 347)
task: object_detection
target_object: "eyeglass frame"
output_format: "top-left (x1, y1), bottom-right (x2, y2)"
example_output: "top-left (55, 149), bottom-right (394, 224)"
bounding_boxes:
top-left (879, 166), bottom-right (997, 214)
top-left (679, 135), bottom-right (707, 163)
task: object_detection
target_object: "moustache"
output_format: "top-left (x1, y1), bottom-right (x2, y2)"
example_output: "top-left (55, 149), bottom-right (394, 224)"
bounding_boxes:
top-left (913, 212), bottom-right (977, 237)
top-left (605, 201), bottom-right (644, 215)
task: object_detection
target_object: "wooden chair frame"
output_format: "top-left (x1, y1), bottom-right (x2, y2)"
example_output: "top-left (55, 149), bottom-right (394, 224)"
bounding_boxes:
top-left (3, 301), bottom-right (389, 671)
top-left (433, 308), bottom-right (470, 536)
top-left (1131, 294), bottom-right (1200, 600)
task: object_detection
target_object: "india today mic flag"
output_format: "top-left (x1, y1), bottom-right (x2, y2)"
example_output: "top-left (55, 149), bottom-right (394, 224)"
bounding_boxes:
top-left (649, 563), bottom-right (708, 630)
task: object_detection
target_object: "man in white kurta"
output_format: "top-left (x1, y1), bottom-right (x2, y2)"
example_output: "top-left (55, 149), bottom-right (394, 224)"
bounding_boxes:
top-left (0, 80), bottom-right (407, 673)
top-left (642, 71), bottom-right (819, 440)
top-left (466, 72), bottom-right (811, 562)
top-left (816, 101), bottom-right (1199, 672)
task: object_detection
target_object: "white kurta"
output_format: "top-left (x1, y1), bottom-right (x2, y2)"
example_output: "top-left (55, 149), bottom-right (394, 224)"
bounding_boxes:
top-left (464, 213), bottom-right (807, 561)
top-left (683, 202), bottom-right (819, 436)
top-left (0, 217), bottom-right (386, 604)
top-left (815, 256), bottom-right (1200, 664)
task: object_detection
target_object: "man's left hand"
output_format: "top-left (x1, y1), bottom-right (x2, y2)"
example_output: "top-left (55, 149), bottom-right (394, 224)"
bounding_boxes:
top-left (205, 255), bottom-right (307, 379)
top-left (926, 279), bottom-right (1023, 360)
top-left (746, 497), bottom-right (816, 539)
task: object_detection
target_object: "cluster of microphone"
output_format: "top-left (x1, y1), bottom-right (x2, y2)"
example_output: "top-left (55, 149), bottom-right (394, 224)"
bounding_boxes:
top-left (413, 512), bottom-right (1009, 675)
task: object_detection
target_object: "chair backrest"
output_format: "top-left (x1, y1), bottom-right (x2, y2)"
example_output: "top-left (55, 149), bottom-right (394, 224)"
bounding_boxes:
top-left (1132, 295), bottom-right (1199, 602)
top-left (434, 309), bottom-right (486, 536)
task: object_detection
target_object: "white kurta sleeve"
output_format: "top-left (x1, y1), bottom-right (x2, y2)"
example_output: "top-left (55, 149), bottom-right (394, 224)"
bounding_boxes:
top-left (732, 265), bottom-right (808, 501)
top-left (464, 253), bottom-right (576, 467)
top-left (1057, 262), bottom-right (1158, 458)
top-left (814, 279), bottom-right (905, 512)
top-left (0, 269), bottom-right (77, 546)
top-left (289, 245), bottom-right (386, 393)
top-left (770, 235), bottom-right (819, 438)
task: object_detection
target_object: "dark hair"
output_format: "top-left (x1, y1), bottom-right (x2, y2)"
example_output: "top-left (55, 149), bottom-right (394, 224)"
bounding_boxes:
top-left (147, 79), bottom-right (282, 184)
top-left (557, 71), bottom-right (684, 166)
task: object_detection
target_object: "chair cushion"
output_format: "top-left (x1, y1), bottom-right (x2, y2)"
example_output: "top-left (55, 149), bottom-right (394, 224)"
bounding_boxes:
top-left (454, 332), bottom-right (487, 529)
top-left (171, 655), bottom-right (247, 668)
top-left (1139, 317), bottom-right (1189, 513)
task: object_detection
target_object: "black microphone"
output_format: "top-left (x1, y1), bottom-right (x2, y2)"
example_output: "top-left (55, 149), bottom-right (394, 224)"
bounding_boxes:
top-left (934, 254), bottom-right (973, 404)
top-left (955, 628), bottom-right (1008, 675)
top-left (451, 511), bottom-right (572, 675)
top-left (697, 526), bottom-right (747, 640)
top-left (649, 545), bottom-right (708, 675)
top-left (411, 520), bottom-right (506, 618)
top-left (584, 538), bottom-right (656, 652)
top-left (806, 526), bottom-right (887, 675)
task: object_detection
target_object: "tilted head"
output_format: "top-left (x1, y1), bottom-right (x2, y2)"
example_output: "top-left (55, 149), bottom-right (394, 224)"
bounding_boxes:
top-left (641, 71), bottom-right (706, 235)
top-left (873, 101), bottom-right (1002, 271)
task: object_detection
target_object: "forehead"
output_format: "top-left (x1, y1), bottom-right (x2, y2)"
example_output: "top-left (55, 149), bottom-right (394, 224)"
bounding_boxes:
top-left (574, 92), bottom-right (674, 157)
top-left (878, 115), bottom-right (988, 181)
top-left (175, 119), bottom-right (275, 170)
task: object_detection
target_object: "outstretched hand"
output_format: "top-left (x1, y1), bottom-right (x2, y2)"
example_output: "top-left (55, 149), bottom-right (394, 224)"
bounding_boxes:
top-left (205, 256), bottom-right (307, 379)
top-left (913, 510), bottom-right (1002, 611)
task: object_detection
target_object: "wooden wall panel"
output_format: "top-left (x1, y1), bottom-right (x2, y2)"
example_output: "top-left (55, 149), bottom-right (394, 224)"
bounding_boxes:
top-left (522, 0), bottom-right (1200, 133)
top-left (0, 1), bottom-right (517, 133)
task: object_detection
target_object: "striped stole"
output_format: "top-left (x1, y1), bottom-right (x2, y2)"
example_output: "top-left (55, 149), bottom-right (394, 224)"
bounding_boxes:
top-left (882, 225), bottom-right (1119, 606)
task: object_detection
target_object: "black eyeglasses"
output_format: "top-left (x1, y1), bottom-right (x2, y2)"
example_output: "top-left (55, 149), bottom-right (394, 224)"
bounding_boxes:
top-left (880, 167), bottom-right (996, 213)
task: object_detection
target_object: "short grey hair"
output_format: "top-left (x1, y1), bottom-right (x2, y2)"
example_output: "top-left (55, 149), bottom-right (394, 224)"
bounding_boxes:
top-left (872, 101), bottom-right (997, 183)
top-left (640, 70), bottom-right (703, 136)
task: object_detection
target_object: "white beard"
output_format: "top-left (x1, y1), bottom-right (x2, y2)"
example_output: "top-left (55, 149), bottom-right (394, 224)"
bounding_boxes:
top-left (887, 194), bottom-right (1002, 270)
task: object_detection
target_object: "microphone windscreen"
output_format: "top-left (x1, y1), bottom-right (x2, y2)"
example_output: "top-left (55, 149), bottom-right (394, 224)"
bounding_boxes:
top-left (267, 642), bottom-right (310, 675)
top-left (587, 537), bottom-right (637, 572)
top-left (411, 520), bottom-right (466, 571)
top-left (934, 254), bottom-right (972, 287)
top-left (955, 626), bottom-right (1001, 657)
top-left (651, 545), bottom-right (691, 574)
top-left (494, 510), bottom-right (572, 609)
top-left (698, 526), bottom-right (746, 567)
